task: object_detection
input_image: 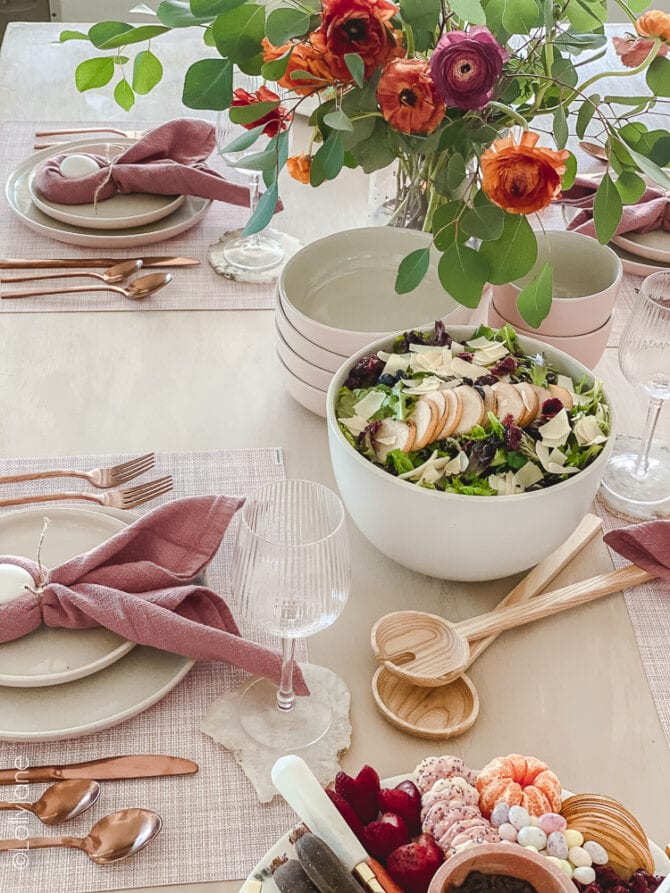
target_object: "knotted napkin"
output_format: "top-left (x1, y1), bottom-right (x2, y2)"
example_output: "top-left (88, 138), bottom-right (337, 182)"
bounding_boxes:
top-left (32, 118), bottom-right (279, 211)
top-left (604, 519), bottom-right (670, 580)
top-left (558, 175), bottom-right (669, 238)
top-left (0, 495), bottom-right (307, 693)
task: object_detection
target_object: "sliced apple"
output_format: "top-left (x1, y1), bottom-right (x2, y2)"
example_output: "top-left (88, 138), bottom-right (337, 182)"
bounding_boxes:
top-left (412, 399), bottom-right (440, 450)
top-left (454, 386), bottom-right (486, 436)
top-left (422, 390), bottom-right (447, 434)
top-left (372, 418), bottom-right (416, 463)
top-left (548, 383), bottom-right (574, 410)
top-left (530, 384), bottom-right (552, 418)
top-left (515, 382), bottom-right (540, 427)
top-left (491, 381), bottom-right (525, 424)
top-left (482, 385), bottom-right (496, 417)
top-left (437, 388), bottom-right (463, 439)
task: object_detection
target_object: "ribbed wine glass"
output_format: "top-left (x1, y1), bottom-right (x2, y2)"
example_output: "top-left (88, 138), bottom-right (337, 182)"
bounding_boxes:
top-left (601, 271), bottom-right (670, 518)
top-left (230, 479), bottom-right (350, 749)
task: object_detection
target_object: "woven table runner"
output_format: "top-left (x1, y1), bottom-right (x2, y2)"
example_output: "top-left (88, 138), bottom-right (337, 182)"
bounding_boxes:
top-left (0, 447), bottom-right (307, 892)
top-left (0, 121), bottom-right (276, 312)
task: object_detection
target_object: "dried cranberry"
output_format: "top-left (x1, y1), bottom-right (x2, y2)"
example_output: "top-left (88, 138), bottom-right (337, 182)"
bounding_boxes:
top-left (475, 374), bottom-right (497, 387)
top-left (502, 414), bottom-right (523, 451)
top-left (490, 355), bottom-right (517, 376)
top-left (457, 351), bottom-right (475, 362)
top-left (344, 355), bottom-right (385, 389)
top-left (541, 397), bottom-right (564, 418)
top-left (430, 319), bottom-right (452, 346)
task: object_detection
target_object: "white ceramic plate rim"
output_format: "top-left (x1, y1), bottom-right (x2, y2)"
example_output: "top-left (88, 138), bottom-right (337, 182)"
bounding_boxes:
top-left (6, 138), bottom-right (211, 248)
top-left (276, 349), bottom-right (327, 395)
top-left (276, 291), bottom-right (349, 361)
top-left (612, 230), bottom-right (670, 264)
top-left (490, 295), bottom-right (613, 338)
top-left (0, 506), bottom-right (136, 686)
top-left (243, 776), bottom-right (669, 892)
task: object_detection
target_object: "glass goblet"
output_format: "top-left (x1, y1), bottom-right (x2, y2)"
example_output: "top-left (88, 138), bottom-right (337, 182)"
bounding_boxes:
top-left (601, 270), bottom-right (670, 518)
top-left (230, 479), bottom-right (350, 750)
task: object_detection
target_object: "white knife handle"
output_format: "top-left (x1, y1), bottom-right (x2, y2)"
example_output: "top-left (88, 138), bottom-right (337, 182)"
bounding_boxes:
top-left (271, 755), bottom-right (368, 871)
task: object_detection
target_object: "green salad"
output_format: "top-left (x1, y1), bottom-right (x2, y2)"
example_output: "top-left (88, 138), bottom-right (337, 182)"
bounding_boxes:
top-left (335, 324), bottom-right (610, 496)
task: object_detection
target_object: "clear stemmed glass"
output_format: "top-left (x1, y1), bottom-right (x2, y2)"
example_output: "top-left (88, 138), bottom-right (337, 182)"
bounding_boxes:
top-left (230, 479), bottom-right (350, 750)
top-left (601, 270), bottom-right (670, 518)
top-left (208, 74), bottom-right (285, 273)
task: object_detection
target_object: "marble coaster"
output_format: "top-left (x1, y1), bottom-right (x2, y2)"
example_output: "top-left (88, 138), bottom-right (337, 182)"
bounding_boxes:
top-left (201, 664), bottom-right (351, 802)
top-left (208, 229), bottom-right (303, 284)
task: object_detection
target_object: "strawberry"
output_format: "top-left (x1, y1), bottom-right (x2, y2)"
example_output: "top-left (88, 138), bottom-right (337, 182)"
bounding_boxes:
top-left (325, 788), bottom-right (365, 842)
top-left (377, 781), bottom-right (422, 835)
top-left (362, 813), bottom-right (410, 861)
top-left (334, 765), bottom-right (380, 824)
top-left (386, 833), bottom-right (443, 893)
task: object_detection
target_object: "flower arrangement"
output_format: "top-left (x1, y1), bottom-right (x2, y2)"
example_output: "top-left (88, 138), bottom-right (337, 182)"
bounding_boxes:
top-left (63, 1), bottom-right (670, 325)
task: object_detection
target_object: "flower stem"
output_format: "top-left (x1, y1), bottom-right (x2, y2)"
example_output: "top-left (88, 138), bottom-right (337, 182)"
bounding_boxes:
top-left (487, 101), bottom-right (529, 129)
top-left (577, 37), bottom-right (662, 95)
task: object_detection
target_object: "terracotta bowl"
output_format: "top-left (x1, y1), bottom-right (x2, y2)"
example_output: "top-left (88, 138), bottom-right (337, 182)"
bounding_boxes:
top-left (428, 843), bottom-right (576, 893)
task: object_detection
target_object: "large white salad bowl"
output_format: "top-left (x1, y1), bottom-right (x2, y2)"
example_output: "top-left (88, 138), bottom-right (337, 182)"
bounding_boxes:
top-left (327, 326), bottom-right (614, 581)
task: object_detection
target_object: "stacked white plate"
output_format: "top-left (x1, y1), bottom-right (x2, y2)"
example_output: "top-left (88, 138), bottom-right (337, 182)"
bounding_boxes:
top-left (275, 227), bottom-right (475, 417)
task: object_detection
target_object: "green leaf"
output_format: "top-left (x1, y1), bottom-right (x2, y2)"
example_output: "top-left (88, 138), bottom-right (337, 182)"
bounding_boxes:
top-left (516, 262), bottom-right (553, 328)
top-left (261, 49), bottom-right (292, 81)
top-left (615, 171), bottom-right (646, 205)
top-left (227, 148), bottom-right (277, 171)
top-left (431, 200), bottom-right (467, 249)
top-left (90, 22), bottom-right (170, 49)
top-left (627, 0), bottom-right (653, 10)
top-left (341, 71), bottom-right (381, 115)
top-left (565, 0), bottom-right (606, 32)
top-left (496, 0), bottom-right (540, 34)
top-left (203, 25), bottom-right (216, 45)
top-left (114, 55), bottom-right (129, 64)
top-left (399, 0), bottom-right (440, 31)
top-left (479, 213), bottom-right (537, 285)
top-left (461, 190), bottom-right (505, 241)
top-left (395, 248), bottom-right (430, 294)
top-left (156, 0), bottom-right (211, 26)
top-left (75, 57), bottom-right (115, 92)
top-left (341, 115), bottom-right (376, 150)
top-left (219, 123), bottom-right (265, 154)
top-left (310, 132), bottom-right (344, 186)
top-left (647, 57), bottom-right (670, 98)
top-left (323, 109), bottom-right (354, 132)
top-left (212, 5), bottom-right (266, 75)
top-left (450, 0), bottom-right (486, 24)
top-left (561, 151), bottom-right (577, 190)
top-left (114, 78), bottom-right (135, 111)
top-left (192, 0), bottom-right (245, 14)
top-left (593, 174), bottom-right (622, 245)
top-left (88, 21), bottom-right (132, 48)
top-left (182, 58), bottom-right (233, 110)
top-left (132, 50), bottom-right (163, 94)
top-left (551, 55), bottom-right (578, 88)
top-left (265, 7), bottom-right (311, 45)
top-left (438, 243), bottom-right (489, 309)
top-left (59, 30), bottom-right (89, 42)
top-left (576, 94), bottom-right (599, 140)
top-left (344, 53), bottom-right (365, 88)
top-left (446, 152), bottom-right (466, 194)
top-left (243, 182), bottom-right (278, 236)
top-left (553, 106), bottom-right (568, 150)
top-left (349, 118), bottom-right (396, 173)
top-left (553, 30), bottom-right (607, 53)
top-left (229, 99), bottom-right (279, 125)
top-left (622, 142), bottom-right (670, 190)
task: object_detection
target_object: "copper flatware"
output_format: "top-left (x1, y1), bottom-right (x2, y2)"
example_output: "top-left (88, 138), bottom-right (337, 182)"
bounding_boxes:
top-left (0, 257), bottom-right (199, 269)
top-left (0, 475), bottom-right (173, 509)
top-left (1, 755), bottom-right (198, 784)
top-left (579, 140), bottom-right (608, 162)
top-left (0, 259), bottom-right (142, 285)
top-left (0, 452), bottom-right (155, 489)
top-left (35, 127), bottom-right (146, 138)
top-left (0, 779), bottom-right (100, 825)
top-left (1, 272), bottom-right (172, 301)
top-left (0, 808), bottom-right (162, 864)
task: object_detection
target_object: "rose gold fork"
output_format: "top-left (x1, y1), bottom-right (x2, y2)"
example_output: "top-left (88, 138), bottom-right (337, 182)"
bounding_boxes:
top-left (0, 476), bottom-right (173, 510)
top-left (0, 453), bottom-right (155, 489)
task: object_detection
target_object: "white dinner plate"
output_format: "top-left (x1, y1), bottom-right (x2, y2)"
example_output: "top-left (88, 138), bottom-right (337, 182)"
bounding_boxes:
top-left (242, 776), bottom-right (670, 892)
top-left (612, 228), bottom-right (670, 264)
top-left (0, 507), bottom-right (135, 686)
top-left (6, 139), bottom-right (211, 248)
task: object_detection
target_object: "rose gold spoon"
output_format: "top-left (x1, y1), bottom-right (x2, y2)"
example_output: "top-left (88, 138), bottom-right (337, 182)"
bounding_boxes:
top-left (579, 141), bottom-right (608, 162)
top-left (0, 808), bottom-right (162, 863)
top-left (1, 272), bottom-right (172, 301)
top-left (0, 259), bottom-right (142, 285)
top-left (0, 779), bottom-right (100, 825)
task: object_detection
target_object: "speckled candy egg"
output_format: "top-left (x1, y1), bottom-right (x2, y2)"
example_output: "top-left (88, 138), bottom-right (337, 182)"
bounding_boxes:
top-left (517, 826), bottom-right (547, 850)
top-left (564, 829), bottom-right (584, 849)
top-left (490, 802), bottom-right (510, 828)
top-left (539, 812), bottom-right (567, 834)
top-left (573, 866), bottom-right (597, 885)
top-left (498, 823), bottom-right (518, 842)
top-left (508, 805), bottom-right (530, 830)
top-left (583, 840), bottom-right (608, 865)
top-left (568, 846), bottom-right (592, 868)
top-left (546, 831), bottom-right (569, 860)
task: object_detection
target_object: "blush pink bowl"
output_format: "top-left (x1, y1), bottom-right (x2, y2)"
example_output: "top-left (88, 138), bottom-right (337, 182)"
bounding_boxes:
top-left (491, 230), bottom-right (622, 338)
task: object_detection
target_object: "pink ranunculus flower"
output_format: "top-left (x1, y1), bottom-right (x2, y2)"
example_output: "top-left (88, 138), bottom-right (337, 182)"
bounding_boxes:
top-left (429, 26), bottom-right (509, 110)
top-left (612, 34), bottom-right (668, 68)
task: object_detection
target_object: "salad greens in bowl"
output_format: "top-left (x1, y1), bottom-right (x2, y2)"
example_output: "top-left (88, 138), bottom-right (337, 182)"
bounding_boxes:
top-left (326, 324), bottom-right (614, 581)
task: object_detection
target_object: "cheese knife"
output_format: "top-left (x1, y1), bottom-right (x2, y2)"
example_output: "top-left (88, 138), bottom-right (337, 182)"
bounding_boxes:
top-left (0, 257), bottom-right (200, 269)
top-left (2, 755), bottom-right (199, 784)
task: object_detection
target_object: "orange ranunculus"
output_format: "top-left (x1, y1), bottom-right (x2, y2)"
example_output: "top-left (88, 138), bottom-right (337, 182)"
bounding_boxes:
top-left (376, 58), bottom-right (445, 134)
top-left (321, 0), bottom-right (404, 81)
top-left (635, 10), bottom-right (670, 41)
top-left (287, 154), bottom-right (312, 184)
top-left (480, 131), bottom-right (570, 215)
top-left (262, 37), bottom-right (336, 95)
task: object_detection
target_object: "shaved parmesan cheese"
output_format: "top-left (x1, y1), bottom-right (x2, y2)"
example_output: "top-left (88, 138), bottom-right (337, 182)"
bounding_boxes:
top-left (490, 462), bottom-right (544, 494)
top-left (402, 376), bottom-right (444, 395)
top-left (466, 336), bottom-right (500, 349)
top-left (398, 451), bottom-right (441, 480)
top-left (450, 341), bottom-right (465, 355)
top-left (409, 343), bottom-right (441, 353)
top-left (536, 442), bottom-right (580, 475)
top-left (472, 343), bottom-right (509, 366)
top-left (443, 452), bottom-right (469, 476)
top-left (514, 461), bottom-right (544, 489)
top-left (354, 390), bottom-right (386, 420)
top-left (382, 353), bottom-right (411, 377)
top-left (489, 471), bottom-right (517, 495)
top-left (377, 351), bottom-right (391, 361)
top-left (339, 415), bottom-right (369, 435)
top-left (409, 349), bottom-right (444, 374)
top-left (574, 415), bottom-right (608, 446)
top-left (538, 408), bottom-right (571, 447)
top-left (557, 374), bottom-right (575, 392)
top-left (450, 356), bottom-right (482, 379)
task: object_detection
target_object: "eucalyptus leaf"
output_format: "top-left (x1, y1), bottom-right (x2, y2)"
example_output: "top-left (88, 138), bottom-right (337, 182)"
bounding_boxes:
top-left (551, 55), bottom-right (578, 88)
top-left (438, 243), bottom-right (489, 309)
top-left (576, 94), bottom-right (599, 140)
top-left (395, 248), bottom-right (430, 294)
top-left (341, 115), bottom-right (376, 150)
top-left (156, 0), bottom-right (211, 26)
top-left (344, 53), bottom-right (365, 88)
top-left (349, 118), bottom-right (396, 173)
top-left (432, 200), bottom-right (467, 249)
top-left (553, 31), bottom-right (607, 52)
top-left (446, 153), bottom-right (466, 194)
top-left (399, 0), bottom-right (440, 32)
top-left (516, 262), bottom-right (553, 328)
top-left (646, 57), bottom-right (670, 98)
top-left (496, 0), bottom-right (541, 34)
top-left (192, 0), bottom-right (245, 14)
top-left (622, 142), bottom-right (670, 190)
top-left (203, 26), bottom-right (216, 46)
top-left (593, 173), bottom-right (622, 245)
top-left (132, 50), bottom-right (163, 94)
top-left (75, 57), bottom-right (115, 92)
top-left (461, 191), bottom-right (505, 241)
top-left (114, 78), bottom-right (135, 111)
top-left (227, 148), bottom-right (277, 171)
top-left (553, 106), bottom-right (568, 149)
top-left (450, 0), bottom-right (486, 24)
top-left (212, 4), bottom-right (266, 75)
top-left (323, 109), bottom-right (354, 132)
top-left (265, 8), bottom-right (311, 45)
top-left (243, 182), bottom-right (278, 235)
top-left (310, 132), bottom-right (344, 186)
top-left (261, 49), bottom-right (292, 81)
top-left (565, 0), bottom-right (606, 32)
top-left (479, 213), bottom-right (537, 285)
top-left (114, 55), bottom-right (129, 65)
top-left (88, 22), bottom-right (132, 48)
top-left (60, 30), bottom-right (89, 42)
top-left (627, 0), bottom-right (653, 10)
top-left (91, 23), bottom-right (170, 49)
top-left (219, 123), bottom-right (265, 154)
top-left (182, 58), bottom-right (232, 110)
top-left (615, 171), bottom-right (646, 205)
top-left (229, 99), bottom-right (279, 125)
top-left (561, 151), bottom-right (577, 190)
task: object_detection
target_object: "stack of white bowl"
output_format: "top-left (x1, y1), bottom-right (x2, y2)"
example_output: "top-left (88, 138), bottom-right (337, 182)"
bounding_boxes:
top-left (275, 227), bottom-right (475, 416)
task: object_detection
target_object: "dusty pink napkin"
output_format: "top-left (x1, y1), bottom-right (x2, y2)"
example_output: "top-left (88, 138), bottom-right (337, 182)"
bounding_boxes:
top-left (558, 175), bottom-right (669, 238)
top-left (32, 118), bottom-right (278, 211)
top-left (603, 519), bottom-right (670, 580)
top-left (0, 495), bottom-right (307, 693)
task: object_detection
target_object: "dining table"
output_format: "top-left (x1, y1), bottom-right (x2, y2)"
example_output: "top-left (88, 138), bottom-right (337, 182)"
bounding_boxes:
top-left (0, 18), bottom-right (668, 893)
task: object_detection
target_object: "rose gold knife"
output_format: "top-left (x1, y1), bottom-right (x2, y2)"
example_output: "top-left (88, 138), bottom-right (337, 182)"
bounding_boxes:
top-left (0, 755), bottom-right (198, 784)
top-left (0, 257), bottom-right (200, 269)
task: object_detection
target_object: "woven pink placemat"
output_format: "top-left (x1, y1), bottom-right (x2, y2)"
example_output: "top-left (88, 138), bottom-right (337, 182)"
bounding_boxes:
top-left (594, 495), bottom-right (670, 747)
top-left (0, 121), bottom-right (276, 312)
top-left (0, 447), bottom-right (307, 892)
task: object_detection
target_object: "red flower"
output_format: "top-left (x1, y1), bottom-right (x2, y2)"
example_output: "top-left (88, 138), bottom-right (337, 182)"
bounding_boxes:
top-left (231, 85), bottom-right (290, 137)
top-left (377, 58), bottom-right (445, 134)
top-left (321, 0), bottom-right (404, 82)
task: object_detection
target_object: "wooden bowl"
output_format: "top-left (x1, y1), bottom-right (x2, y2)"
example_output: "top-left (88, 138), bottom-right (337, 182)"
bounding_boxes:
top-left (428, 843), bottom-right (576, 892)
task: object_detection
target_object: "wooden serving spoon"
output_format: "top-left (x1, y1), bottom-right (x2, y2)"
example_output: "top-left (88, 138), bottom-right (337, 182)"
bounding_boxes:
top-left (0, 272), bottom-right (172, 301)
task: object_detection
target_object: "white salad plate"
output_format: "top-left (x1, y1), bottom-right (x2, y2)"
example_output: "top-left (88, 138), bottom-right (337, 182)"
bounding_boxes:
top-left (6, 139), bottom-right (211, 248)
top-left (612, 228), bottom-right (670, 264)
top-left (0, 506), bottom-right (193, 740)
top-left (241, 776), bottom-right (670, 893)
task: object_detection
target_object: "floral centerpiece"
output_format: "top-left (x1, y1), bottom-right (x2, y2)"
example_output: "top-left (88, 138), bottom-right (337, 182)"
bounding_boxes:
top-left (63, 1), bottom-right (670, 325)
